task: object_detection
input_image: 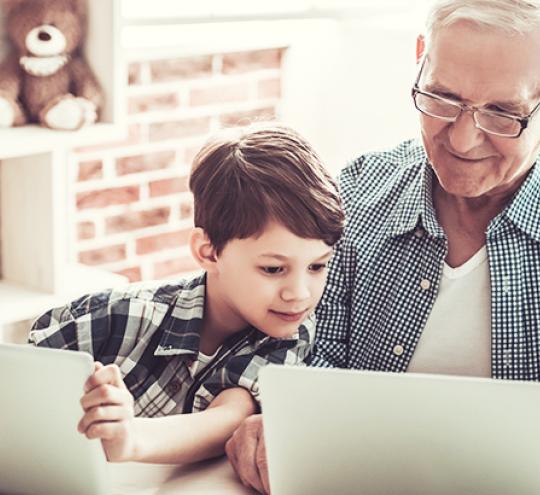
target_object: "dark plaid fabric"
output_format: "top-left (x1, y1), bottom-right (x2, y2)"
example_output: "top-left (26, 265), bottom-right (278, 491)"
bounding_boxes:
top-left (29, 273), bottom-right (315, 414)
top-left (313, 139), bottom-right (540, 381)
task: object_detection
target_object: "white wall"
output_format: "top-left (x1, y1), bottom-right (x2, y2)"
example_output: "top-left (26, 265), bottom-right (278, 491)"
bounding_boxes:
top-left (280, 15), bottom-right (422, 175)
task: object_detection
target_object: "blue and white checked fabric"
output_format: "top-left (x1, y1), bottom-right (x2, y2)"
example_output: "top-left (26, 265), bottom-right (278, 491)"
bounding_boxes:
top-left (313, 139), bottom-right (540, 380)
top-left (29, 273), bottom-right (315, 415)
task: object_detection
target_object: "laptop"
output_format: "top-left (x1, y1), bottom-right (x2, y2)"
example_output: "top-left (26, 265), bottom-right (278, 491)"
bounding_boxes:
top-left (0, 344), bottom-right (110, 495)
top-left (259, 365), bottom-right (540, 495)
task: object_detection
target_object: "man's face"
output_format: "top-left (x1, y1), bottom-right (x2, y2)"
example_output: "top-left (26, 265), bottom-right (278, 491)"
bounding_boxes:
top-left (209, 221), bottom-right (333, 339)
top-left (419, 20), bottom-right (540, 199)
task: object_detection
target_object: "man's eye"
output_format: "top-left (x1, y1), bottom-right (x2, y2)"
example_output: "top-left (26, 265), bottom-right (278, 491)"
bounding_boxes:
top-left (260, 266), bottom-right (284, 275)
top-left (309, 263), bottom-right (328, 273)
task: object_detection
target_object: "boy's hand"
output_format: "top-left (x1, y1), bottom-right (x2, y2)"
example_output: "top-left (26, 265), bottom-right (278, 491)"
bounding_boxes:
top-left (77, 362), bottom-right (137, 462)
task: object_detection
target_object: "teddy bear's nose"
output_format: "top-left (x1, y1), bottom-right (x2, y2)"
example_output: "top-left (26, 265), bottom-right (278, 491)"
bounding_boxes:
top-left (38, 31), bottom-right (52, 42)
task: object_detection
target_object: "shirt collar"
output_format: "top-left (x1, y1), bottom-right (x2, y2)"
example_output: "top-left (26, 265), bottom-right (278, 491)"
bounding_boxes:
top-left (389, 152), bottom-right (445, 239)
top-left (493, 160), bottom-right (540, 243)
top-left (154, 272), bottom-right (207, 357)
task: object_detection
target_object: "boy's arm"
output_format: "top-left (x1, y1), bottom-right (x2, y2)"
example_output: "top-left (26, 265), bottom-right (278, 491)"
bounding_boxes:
top-left (78, 363), bottom-right (257, 464)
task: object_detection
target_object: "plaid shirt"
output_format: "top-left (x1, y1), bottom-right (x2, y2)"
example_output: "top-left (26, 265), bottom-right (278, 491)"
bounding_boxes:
top-left (313, 139), bottom-right (540, 381)
top-left (29, 273), bottom-right (315, 415)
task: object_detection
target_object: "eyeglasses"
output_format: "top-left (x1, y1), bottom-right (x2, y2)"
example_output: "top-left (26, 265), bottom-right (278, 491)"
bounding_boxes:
top-left (411, 58), bottom-right (540, 138)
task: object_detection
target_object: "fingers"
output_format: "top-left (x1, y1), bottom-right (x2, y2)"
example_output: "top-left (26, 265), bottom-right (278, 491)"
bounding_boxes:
top-left (80, 383), bottom-right (133, 412)
top-left (226, 414), bottom-right (267, 493)
top-left (84, 420), bottom-right (130, 442)
top-left (256, 430), bottom-right (271, 494)
top-left (78, 405), bottom-right (131, 435)
top-left (85, 363), bottom-right (126, 392)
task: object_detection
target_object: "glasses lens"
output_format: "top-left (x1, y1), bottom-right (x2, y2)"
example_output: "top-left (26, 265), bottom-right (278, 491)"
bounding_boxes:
top-left (475, 111), bottom-right (521, 137)
top-left (414, 92), bottom-right (460, 119)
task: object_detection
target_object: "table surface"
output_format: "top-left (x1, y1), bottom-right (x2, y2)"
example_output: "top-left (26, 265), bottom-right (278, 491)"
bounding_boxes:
top-left (110, 456), bottom-right (256, 495)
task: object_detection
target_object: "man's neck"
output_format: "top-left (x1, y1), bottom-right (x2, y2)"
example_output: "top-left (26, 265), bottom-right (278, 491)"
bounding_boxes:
top-left (433, 184), bottom-right (513, 267)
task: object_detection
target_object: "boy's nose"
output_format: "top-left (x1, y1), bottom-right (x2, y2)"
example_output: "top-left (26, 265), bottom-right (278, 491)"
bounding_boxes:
top-left (280, 279), bottom-right (310, 302)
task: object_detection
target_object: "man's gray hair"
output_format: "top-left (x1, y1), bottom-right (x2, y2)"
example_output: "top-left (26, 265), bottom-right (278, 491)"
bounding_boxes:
top-left (426, 0), bottom-right (540, 47)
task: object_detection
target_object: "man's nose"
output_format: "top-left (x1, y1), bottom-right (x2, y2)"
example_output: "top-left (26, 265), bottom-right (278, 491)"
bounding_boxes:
top-left (447, 110), bottom-right (486, 154)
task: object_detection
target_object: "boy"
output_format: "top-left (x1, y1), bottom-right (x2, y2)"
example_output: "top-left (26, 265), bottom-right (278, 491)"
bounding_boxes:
top-left (29, 123), bottom-right (344, 464)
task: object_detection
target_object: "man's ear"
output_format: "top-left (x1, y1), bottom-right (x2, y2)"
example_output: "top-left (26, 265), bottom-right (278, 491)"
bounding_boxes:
top-left (189, 227), bottom-right (218, 272)
top-left (416, 34), bottom-right (425, 64)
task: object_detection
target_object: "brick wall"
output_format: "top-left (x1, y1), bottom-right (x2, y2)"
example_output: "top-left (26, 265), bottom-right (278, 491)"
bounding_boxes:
top-left (71, 47), bottom-right (285, 283)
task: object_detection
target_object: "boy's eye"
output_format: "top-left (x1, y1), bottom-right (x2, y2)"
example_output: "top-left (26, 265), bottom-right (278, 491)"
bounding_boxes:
top-left (260, 266), bottom-right (284, 275)
top-left (309, 263), bottom-right (328, 273)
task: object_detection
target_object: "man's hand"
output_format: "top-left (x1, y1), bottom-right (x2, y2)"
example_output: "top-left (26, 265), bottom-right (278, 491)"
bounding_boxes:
top-left (77, 362), bottom-right (137, 462)
top-left (225, 414), bottom-right (270, 494)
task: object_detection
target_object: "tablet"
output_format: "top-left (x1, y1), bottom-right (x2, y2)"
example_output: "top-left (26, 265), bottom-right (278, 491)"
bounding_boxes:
top-left (260, 365), bottom-right (540, 495)
top-left (0, 343), bottom-right (110, 495)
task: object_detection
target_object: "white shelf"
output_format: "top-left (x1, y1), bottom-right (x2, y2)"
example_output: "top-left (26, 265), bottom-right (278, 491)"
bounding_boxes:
top-left (0, 264), bottom-right (126, 327)
top-left (0, 123), bottom-right (125, 160)
top-left (0, 0), bottom-right (127, 343)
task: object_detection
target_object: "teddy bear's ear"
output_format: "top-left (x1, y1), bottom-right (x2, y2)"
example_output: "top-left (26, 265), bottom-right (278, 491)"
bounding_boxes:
top-left (70, 0), bottom-right (88, 18)
top-left (1, 0), bottom-right (25, 15)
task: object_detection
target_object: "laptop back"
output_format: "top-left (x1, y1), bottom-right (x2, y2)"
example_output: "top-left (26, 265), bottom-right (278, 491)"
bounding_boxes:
top-left (259, 365), bottom-right (540, 495)
top-left (0, 344), bottom-right (110, 495)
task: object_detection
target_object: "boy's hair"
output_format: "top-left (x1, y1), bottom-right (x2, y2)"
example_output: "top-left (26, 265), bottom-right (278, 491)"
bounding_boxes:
top-left (189, 123), bottom-right (345, 254)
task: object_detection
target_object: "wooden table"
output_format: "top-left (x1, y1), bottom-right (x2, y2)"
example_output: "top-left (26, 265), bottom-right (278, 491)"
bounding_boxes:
top-left (110, 456), bottom-right (257, 495)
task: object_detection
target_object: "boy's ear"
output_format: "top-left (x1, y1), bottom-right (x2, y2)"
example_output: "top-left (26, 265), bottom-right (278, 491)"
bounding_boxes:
top-left (416, 34), bottom-right (425, 63)
top-left (189, 227), bottom-right (218, 272)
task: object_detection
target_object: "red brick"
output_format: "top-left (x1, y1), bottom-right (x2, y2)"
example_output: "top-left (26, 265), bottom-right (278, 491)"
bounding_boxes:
top-left (150, 56), bottom-right (212, 82)
top-left (115, 266), bottom-right (142, 283)
top-left (153, 256), bottom-right (199, 279)
top-left (136, 229), bottom-right (191, 255)
top-left (258, 78), bottom-right (281, 99)
top-left (78, 160), bottom-right (103, 182)
top-left (149, 177), bottom-right (189, 197)
top-left (77, 221), bottom-right (96, 240)
top-left (76, 186), bottom-right (140, 209)
top-left (105, 207), bottom-right (170, 234)
top-left (149, 117), bottom-right (210, 142)
top-left (222, 48), bottom-right (284, 74)
top-left (128, 63), bottom-right (142, 85)
top-left (128, 93), bottom-right (180, 114)
top-left (189, 83), bottom-right (250, 107)
top-left (179, 200), bottom-right (194, 220)
top-left (220, 106), bottom-right (276, 128)
top-left (79, 244), bottom-right (126, 266)
top-left (116, 150), bottom-right (176, 176)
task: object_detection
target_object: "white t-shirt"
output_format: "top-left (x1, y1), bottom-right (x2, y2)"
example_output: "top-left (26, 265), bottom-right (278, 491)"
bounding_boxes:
top-left (188, 346), bottom-right (222, 377)
top-left (407, 246), bottom-right (491, 378)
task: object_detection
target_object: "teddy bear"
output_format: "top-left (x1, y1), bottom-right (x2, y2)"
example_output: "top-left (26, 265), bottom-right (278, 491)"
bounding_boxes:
top-left (0, 0), bottom-right (103, 130)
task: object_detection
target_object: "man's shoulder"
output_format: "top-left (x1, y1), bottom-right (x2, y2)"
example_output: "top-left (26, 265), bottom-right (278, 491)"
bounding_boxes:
top-left (341, 138), bottom-right (426, 183)
top-left (338, 139), bottom-right (426, 204)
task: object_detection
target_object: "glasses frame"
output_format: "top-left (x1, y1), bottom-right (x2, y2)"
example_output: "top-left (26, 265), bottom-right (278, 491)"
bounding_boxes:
top-left (411, 57), bottom-right (540, 138)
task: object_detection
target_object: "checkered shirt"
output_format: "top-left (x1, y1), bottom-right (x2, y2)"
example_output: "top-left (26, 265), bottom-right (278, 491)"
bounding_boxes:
top-left (29, 273), bottom-right (315, 415)
top-left (313, 139), bottom-right (540, 380)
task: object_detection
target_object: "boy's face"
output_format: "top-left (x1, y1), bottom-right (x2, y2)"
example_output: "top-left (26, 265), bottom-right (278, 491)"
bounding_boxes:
top-left (208, 221), bottom-right (333, 339)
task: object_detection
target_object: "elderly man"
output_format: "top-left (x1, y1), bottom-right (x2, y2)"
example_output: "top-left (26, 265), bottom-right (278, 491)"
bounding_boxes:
top-left (226, 0), bottom-right (540, 492)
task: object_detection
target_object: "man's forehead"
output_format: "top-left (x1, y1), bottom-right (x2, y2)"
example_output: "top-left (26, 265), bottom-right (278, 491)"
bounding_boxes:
top-left (423, 51), bottom-right (540, 110)
top-left (427, 21), bottom-right (540, 99)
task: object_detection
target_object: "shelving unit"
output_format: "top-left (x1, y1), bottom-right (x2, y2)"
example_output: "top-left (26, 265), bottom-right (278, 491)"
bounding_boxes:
top-left (0, 0), bottom-right (128, 343)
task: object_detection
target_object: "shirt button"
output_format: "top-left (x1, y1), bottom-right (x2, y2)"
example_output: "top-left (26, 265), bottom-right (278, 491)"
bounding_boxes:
top-left (165, 380), bottom-right (182, 395)
top-left (420, 279), bottom-right (431, 290)
top-left (414, 227), bottom-right (424, 238)
top-left (393, 344), bottom-right (404, 356)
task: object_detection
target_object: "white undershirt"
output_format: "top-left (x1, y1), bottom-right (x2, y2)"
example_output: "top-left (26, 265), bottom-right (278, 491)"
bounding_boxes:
top-left (188, 346), bottom-right (221, 377)
top-left (407, 247), bottom-right (492, 378)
